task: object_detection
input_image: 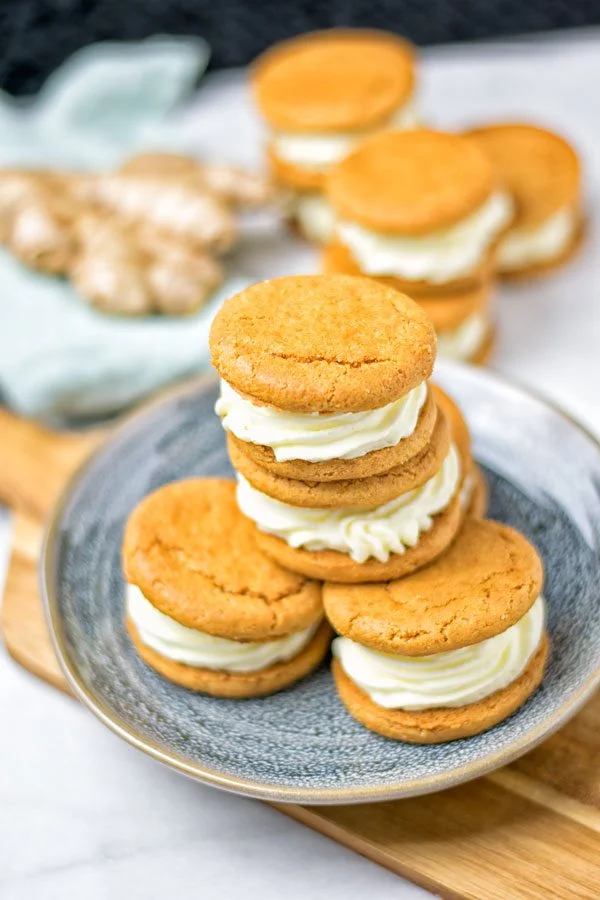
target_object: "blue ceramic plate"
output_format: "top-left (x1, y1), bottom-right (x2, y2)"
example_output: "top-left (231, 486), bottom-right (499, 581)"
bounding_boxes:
top-left (42, 361), bottom-right (600, 804)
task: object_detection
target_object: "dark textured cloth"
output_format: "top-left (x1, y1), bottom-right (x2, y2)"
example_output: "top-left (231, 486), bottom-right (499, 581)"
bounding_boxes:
top-left (1, 0), bottom-right (599, 94)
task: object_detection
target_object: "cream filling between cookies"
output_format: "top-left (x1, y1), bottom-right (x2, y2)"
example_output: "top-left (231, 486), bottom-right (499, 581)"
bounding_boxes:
top-left (127, 585), bottom-right (319, 672)
top-left (292, 192), bottom-right (336, 243)
top-left (333, 595), bottom-right (545, 710)
top-left (271, 100), bottom-right (419, 171)
top-left (497, 206), bottom-right (577, 272)
top-left (336, 192), bottom-right (513, 284)
top-left (236, 443), bottom-right (461, 564)
top-left (216, 379), bottom-right (428, 463)
top-left (435, 310), bottom-right (490, 362)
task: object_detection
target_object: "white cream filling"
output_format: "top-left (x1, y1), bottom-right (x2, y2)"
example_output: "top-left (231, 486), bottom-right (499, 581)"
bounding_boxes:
top-left (236, 444), bottom-right (461, 564)
top-left (216, 380), bottom-right (428, 463)
top-left (435, 311), bottom-right (490, 362)
top-left (271, 100), bottom-right (418, 170)
top-left (333, 594), bottom-right (545, 710)
top-left (127, 584), bottom-right (318, 672)
top-left (337, 192), bottom-right (513, 284)
top-left (497, 206), bottom-right (577, 271)
top-left (293, 192), bottom-right (336, 243)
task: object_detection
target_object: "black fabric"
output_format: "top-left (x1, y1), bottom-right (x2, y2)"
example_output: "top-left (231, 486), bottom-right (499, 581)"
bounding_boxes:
top-left (1, 0), bottom-right (599, 95)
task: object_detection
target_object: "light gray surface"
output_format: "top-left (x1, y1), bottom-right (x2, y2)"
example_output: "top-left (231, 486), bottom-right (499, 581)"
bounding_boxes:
top-left (2, 28), bottom-right (600, 899)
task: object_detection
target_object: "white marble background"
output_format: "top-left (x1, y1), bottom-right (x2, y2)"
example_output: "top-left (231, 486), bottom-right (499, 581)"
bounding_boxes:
top-left (2, 28), bottom-right (600, 899)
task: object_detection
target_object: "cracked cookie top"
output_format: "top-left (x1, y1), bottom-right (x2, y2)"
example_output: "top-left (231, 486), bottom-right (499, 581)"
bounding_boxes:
top-left (123, 478), bottom-right (323, 641)
top-left (323, 518), bottom-right (544, 655)
top-left (209, 275), bottom-right (436, 413)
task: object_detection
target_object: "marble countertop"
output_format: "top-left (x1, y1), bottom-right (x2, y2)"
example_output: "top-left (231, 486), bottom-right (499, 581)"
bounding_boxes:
top-left (2, 28), bottom-right (600, 899)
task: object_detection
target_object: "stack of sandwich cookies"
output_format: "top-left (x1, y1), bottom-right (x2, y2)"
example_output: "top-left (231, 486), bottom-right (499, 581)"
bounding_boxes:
top-left (251, 29), bottom-right (417, 243)
top-left (467, 123), bottom-right (583, 279)
top-left (326, 518), bottom-right (549, 742)
top-left (123, 479), bottom-right (330, 697)
top-left (211, 275), bottom-right (481, 584)
top-left (323, 130), bottom-right (513, 363)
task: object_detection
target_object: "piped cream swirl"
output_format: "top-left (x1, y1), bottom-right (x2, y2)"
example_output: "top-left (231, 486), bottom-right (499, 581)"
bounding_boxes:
top-left (333, 595), bottom-right (545, 710)
top-left (216, 379), bottom-right (428, 463)
top-left (127, 585), bottom-right (318, 672)
top-left (236, 444), bottom-right (461, 563)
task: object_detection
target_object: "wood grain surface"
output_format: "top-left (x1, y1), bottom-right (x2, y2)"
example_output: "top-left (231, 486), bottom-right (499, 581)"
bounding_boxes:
top-left (0, 405), bottom-right (599, 899)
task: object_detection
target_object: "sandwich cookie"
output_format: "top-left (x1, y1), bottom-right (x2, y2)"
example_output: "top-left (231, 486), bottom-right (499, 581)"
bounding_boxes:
top-left (235, 389), bottom-right (475, 584)
top-left (252, 29), bottom-right (417, 242)
top-left (467, 123), bottom-right (583, 278)
top-left (123, 479), bottom-right (330, 697)
top-left (327, 518), bottom-right (548, 742)
top-left (326, 129), bottom-right (513, 288)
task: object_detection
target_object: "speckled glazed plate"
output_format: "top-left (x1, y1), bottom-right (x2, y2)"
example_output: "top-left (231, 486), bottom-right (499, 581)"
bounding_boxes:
top-left (42, 361), bottom-right (600, 805)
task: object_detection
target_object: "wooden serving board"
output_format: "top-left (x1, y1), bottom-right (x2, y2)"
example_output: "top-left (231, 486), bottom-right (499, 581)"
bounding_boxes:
top-left (1, 407), bottom-right (600, 899)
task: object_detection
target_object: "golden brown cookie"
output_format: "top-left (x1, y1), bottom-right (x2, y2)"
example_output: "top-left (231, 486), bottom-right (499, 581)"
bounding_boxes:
top-left (123, 478), bottom-right (323, 641)
top-left (209, 275), bottom-right (436, 413)
top-left (323, 517), bottom-right (544, 654)
top-left (332, 635), bottom-right (549, 742)
top-left (466, 123), bottom-right (581, 229)
top-left (252, 29), bottom-right (415, 133)
top-left (227, 384), bottom-right (438, 482)
top-left (228, 402), bottom-right (451, 508)
top-left (326, 130), bottom-right (496, 234)
top-left (128, 618), bottom-right (332, 699)
top-left (322, 237), bottom-right (494, 296)
top-left (253, 493), bottom-right (465, 584)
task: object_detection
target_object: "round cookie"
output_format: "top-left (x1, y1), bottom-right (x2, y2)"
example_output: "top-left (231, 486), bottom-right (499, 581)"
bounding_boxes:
top-left (322, 237), bottom-right (495, 296)
top-left (228, 402), bottom-right (451, 508)
top-left (252, 29), bottom-right (415, 133)
top-left (253, 493), bottom-right (465, 584)
top-left (326, 130), bottom-right (496, 234)
top-left (323, 518), bottom-right (544, 654)
top-left (123, 478), bottom-right (322, 641)
top-left (332, 635), bottom-right (549, 742)
top-left (466, 123), bottom-right (581, 230)
top-left (209, 275), bottom-right (436, 413)
top-left (129, 618), bottom-right (332, 699)
top-left (228, 384), bottom-right (438, 482)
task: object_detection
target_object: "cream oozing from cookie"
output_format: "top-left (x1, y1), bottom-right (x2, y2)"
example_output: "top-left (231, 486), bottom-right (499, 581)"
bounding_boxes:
top-left (333, 594), bottom-right (545, 710)
top-left (292, 192), bottom-right (336, 243)
top-left (237, 443), bottom-right (461, 563)
top-left (271, 101), bottom-right (418, 171)
top-left (216, 379), bottom-right (428, 463)
top-left (127, 584), bottom-right (318, 672)
top-left (336, 192), bottom-right (512, 283)
top-left (435, 310), bottom-right (490, 361)
top-left (497, 206), bottom-right (578, 272)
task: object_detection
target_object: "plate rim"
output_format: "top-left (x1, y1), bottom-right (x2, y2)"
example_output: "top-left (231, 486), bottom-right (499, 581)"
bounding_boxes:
top-left (41, 363), bottom-right (600, 805)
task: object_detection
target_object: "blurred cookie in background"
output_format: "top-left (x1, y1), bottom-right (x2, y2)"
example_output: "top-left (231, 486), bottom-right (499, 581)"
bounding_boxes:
top-left (251, 29), bottom-right (418, 244)
top-left (467, 123), bottom-right (583, 279)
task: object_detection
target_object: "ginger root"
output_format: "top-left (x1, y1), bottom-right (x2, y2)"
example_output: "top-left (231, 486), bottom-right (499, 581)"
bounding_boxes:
top-left (0, 152), bottom-right (274, 316)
